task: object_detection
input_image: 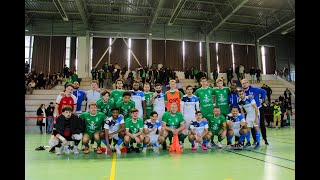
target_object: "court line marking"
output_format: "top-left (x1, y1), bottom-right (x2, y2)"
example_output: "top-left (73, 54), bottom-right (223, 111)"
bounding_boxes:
top-left (268, 139), bottom-right (295, 144)
top-left (223, 149), bottom-right (295, 171)
top-left (244, 149), bottom-right (295, 162)
top-left (109, 153), bottom-right (117, 180)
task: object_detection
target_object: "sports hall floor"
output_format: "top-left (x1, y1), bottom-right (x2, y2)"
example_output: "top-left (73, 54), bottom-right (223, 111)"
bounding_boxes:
top-left (25, 127), bottom-right (295, 180)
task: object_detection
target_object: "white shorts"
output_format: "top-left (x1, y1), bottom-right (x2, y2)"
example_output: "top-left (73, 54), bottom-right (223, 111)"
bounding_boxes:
top-left (246, 115), bottom-right (260, 128)
top-left (109, 133), bottom-right (119, 141)
top-left (148, 134), bottom-right (160, 145)
top-left (72, 133), bottom-right (83, 140)
top-left (231, 129), bottom-right (241, 137)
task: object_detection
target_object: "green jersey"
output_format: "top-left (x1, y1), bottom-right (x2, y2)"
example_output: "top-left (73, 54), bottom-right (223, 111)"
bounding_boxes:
top-left (195, 87), bottom-right (215, 116)
top-left (162, 111), bottom-right (184, 129)
top-left (116, 100), bottom-right (135, 119)
top-left (213, 87), bottom-right (230, 107)
top-left (144, 91), bottom-right (154, 118)
top-left (125, 117), bottom-right (144, 134)
top-left (206, 113), bottom-right (226, 134)
top-left (80, 112), bottom-right (107, 134)
top-left (111, 89), bottom-right (125, 103)
top-left (96, 98), bottom-right (115, 117)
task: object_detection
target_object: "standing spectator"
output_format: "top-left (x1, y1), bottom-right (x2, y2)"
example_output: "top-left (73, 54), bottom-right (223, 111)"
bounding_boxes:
top-left (25, 61), bottom-right (30, 73)
top-left (184, 68), bottom-right (190, 79)
top-left (256, 67), bottom-right (261, 83)
top-left (193, 68), bottom-right (199, 80)
top-left (226, 67), bottom-right (233, 86)
top-left (213, 69), bottom-right (218, 85)
top-left (85, 80), bottom-right (101, 112)
top-left (36, 104), bottom-right (46, 134)
top-left (98, 68), bottom-right (105, 88)
top-left (190, 67), bottom-right (195, 79)
top-left (284, 88), bottom-right (292, 105)
top-left (63, 65), bottom-right (69, 78)
top-left (235, 65), bottom-right (240, 81)
top-left (28, 79), bottom-right (36, 94)
top-left (239, 64), bottom-right (245, 80)
top-left (57, 72), bottom-right (63, 85)
top-left (273, 100), bottom-right (282, 129)
top-left (46, 102), bottom-right (55, 133)
top-left (72, 70), bottom-right (78, 83)
top-left (261, 84), bottom-right (272, 103)
top-left (279, 101), bottom-right (287, 127)
top-left (279, 95), bottom-right (285, 102)
top-left (36, 71), bottom-right (45, 89)
top-left (91, 67), bottom-right (97, 80)
top-left (103, 61), bottom-right (108, 74)
top-left (265, 102), bottom-right (274, 127)
top-left (249, 67), bottom-right (256, 84)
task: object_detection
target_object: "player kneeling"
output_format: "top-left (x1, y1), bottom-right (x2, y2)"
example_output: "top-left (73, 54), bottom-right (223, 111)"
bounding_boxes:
top-left (226, 107), bottom-right (248, 150)
top-left (142, 111), bottom-right (165, 153)
top-left (124, 108), bottom-right (145, 153)
top-left (100, 107), bottom-right (125, 155)
top-left (188, 111), bottom-right (211, 150)
top-left (48, 106), bottom-right (84, 155)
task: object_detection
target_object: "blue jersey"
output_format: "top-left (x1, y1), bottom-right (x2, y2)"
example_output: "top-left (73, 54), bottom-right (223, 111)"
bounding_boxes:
top-left (130, 90), bottom-right (145, 109)
top-left (144, 119), bottom-right (162, 135)
top-left (190, 120), bottom-right (208, 134)
top-left (73, 89), bottom-right (86, 112)
top-left (104, 115), bottom-right (124, 133)
top-left (238, 97), bottom-right (258, 120)
top-left (228, 91), bottom-right (239, 110)
top-left (244, 86), bottom-right (266, 108)
top-left (227, 113), bottom-right (245, 130)
top-left (181, 95), bottom-right (200, 117)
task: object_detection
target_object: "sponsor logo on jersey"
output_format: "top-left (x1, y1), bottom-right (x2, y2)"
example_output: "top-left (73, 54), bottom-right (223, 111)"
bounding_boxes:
top-left (169, 98), bottom-right (180, 103)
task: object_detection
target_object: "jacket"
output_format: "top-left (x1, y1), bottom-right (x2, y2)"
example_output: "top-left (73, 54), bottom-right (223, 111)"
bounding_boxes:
top-left (244, 85), bottom-right (266, 108)
top-left (54, 114), bottom-right (84, 135)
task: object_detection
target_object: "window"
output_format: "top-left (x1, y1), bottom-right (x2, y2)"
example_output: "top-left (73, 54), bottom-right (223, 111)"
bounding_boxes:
top-left (90, 37), bottom-right (93, 71)
top-left (147, 39), bottom-right (149, 67)
top-left (231, 43), bottom-right (235, 72)
top-left (199, 42), bottom-right (202, 71)
top-left (261, 46), bottom-right (266, 74)
top-left (216, 43), bottom-right (219, 73)
top-left (128, 38), bottom-right (131, 69)
top-left (25, 35), bottom-right (34, 70)
top-left (75, 37), bottom-right (78, 71)
top-left (65, 37), bottom-right (71, 67)
top-left (182, 41), bottom-right (185, 70)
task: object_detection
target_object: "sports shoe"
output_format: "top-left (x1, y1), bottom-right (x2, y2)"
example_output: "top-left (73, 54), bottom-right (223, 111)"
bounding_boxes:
top-left (244, 142), bottom-right (251, 148)
top-left (233, 144), bottom-right (239, 150)
top-left (162, 142), bottom-right (167, 150)
top-left (35, 146), bottom-right (45, 151)
top-left (84, 147), bottom-right (90, 154)
top-left (265, 140), bottom-right (269, 145)
top-left (73, 146), bottom-right (79, 155)
top-left (201, 144), bottom-right (207, 150)
top-left (56, 146), bottom-right (64, 155)
top-left (191, 144), bottom-right (197, 150)
top-left (254, 143), bottom-right (261, 149)
top-left (210, 141), bottom-right (216, 147)
top-left (206, 143), bottom-right (212, 148)
top-left (237, 144), bottom-right (243, 150)
top-left (135, 147), bottom-right (140, 153)
top-left (120, 146), bottom-right (127, 153)
top-left (129, 146), bottom-right (135, 151)
top-left (49, 147), bottom-right (55, 153)
top-left (142, 147), bottom-right (147, 153)
top-left (180, 143), bottom-right (184, 149)
top-left (216, 141), bottom-right (222, 148)
top-left (152, 145), bottom-right (159, 153)
top-left (64, 146), bottom-right (70, 155)
top-left (96, 147), bottom-right (102, 154)
top-left (114, 145), bottom-right (121, 155)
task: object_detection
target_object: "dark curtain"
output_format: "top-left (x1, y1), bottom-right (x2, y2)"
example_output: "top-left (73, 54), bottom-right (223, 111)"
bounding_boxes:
top-left (93, 37), bottom-right (108, 69)
top-left (110, 38), bottom-right (128, 70)
top-left (200, 42), bottom-right (206, 71)
top-left (70, 37), bottom-right (77, 72)
top-left (152, 40), bottom-right (165, 67)
top-left (165, 40), bottom-right (183, 71)
top-left (31, 36), bottom-right (51, 74)
top-left (209, 43), bottom-right (217, 72)
top-left (264, 46), bottom-right (276, 74)
top-left (49, 36), bottom-right (66, 74)
top-left (217, 43), bottom-right (232, 73)
top-left (233, 44), bottom-right (247, 68)
top-left (184, 41), bottom-right (200, 70)
top-left (247, 45), bottom-right (258, 71)
top-left (131, 39), bottom-right (147, 70)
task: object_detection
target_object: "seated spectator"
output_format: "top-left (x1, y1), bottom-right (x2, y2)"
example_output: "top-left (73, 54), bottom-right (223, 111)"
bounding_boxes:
top-left (28, 79), bottom-right (36, 94)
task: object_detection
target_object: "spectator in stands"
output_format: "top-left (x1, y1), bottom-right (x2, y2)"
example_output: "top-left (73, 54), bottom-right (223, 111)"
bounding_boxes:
top-left (249, 67), bottom-right (256, 84)
top-left (227, 67), bottom-right (233, 86)
top-left (98, 68), bottom-right (105, 88)
top-left (261, 84), bottom-right (272, 103)
top-left (279, 101), bottom-right (286, 127)
top-left (256, 67), bottom-right (261, 83)
top-left (189, 67), bottom-right (194, 79)
top-left (36, 71), bottom-right (45, 89)
top-left (184, 68), bottom-right (190, 79)
top-left (103, 61), bottom-right (108, 74)
top-left (46, 102), bottom-right (55, 133)
top-left (213, 69), bottom-right (218, 85)
top-left (72, 70), bottom-right (78, 84)
top-left (36, 104), bottom-right (46, 134)
top-left (25, 61), bottom-right (30, 73)
top-left (286, 105), bottom-right (293, 126)
top-left (266, 102), bottom-right (274, 127)
top-left (25, 81), bottom-right (28, 94)
top-left (113, 63), bottom-right (121, 83)
top-left (85, 80), bottom-right (101, 112)
top-left (235, 65), bottom-right (240, 81)
top-left (284, 88), bottom-right (292, 105)
top-left (57, 72), bottom-right (63, 85)
top-left (28, 79), bottom-right (36, 94)
top-left (193, 68), bottom-right (199, 80)
top-left (279, 95), bottom-right (285, 102)
top-left (273, 100), bottom-right (282, 129)
top-left (91, 67), bottom-right (97, 80)
top-left (239, 64), bottom-right (245, 80)
top-left (49, 76), bottom-right (58, 89)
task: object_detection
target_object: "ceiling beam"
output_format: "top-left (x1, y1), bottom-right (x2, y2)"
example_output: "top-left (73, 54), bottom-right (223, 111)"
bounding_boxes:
top-left (74, 0), bottom-right (88, 28)
top-left (52, 0), bottom-right (69, 21)
top-left (287, 0), bottom-right (295, 13)
top-left (258, 18), bottom-right (295, 40)
top-left (207, 0), bottom-right (248, 36)
top-left (167, 0), bottom-right (187, 25)
top-left (148, 0), bottom-right (165, 32)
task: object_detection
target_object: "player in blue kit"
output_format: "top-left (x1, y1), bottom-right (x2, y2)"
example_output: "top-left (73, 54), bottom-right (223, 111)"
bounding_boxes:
top-left (188, 111), bottom-right (211, 150)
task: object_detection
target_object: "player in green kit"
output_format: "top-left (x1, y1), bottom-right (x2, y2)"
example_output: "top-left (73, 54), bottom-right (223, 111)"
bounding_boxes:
top-left (116, 91), bottom-right (135, 119)
top-left (79, 102), bottom-right (107, 154)
top-left (195, 77), bottom-right (215, 118)
top-left (205, 106), bottom-right (227, 148)
top-left (162, 103), bottom-right (187, 148)
top-left (143, 82), bottom-right (154, 119)
top-left (111, 78), bottom-right (125, 103)
top-left (124, 108), bottom-right (145, 153)
top-left (96, 90), bottom-right (115, 117)
top-left (213, 78), bottom-right (230, 117)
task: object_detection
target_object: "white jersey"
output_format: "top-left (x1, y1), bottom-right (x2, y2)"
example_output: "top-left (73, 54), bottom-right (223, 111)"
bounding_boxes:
top-left (104, 115), bottom-right (124, 134)
top-left (130, 90), bottom-right (145, 110)
top-left (190, 119), bottom-right (208, 135)
top-left (153, 92), bottom-right (165, 111)
top-left (238, 97), bottom-right (259, 119)
top-left (86, 90), bottom-right (101, 112)
top-left (181, 95), bottom-right (200, 118)
top-left (144, 119), bottom-right (162, 136)
top-left (226, 113), bottom-right (246, 130)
